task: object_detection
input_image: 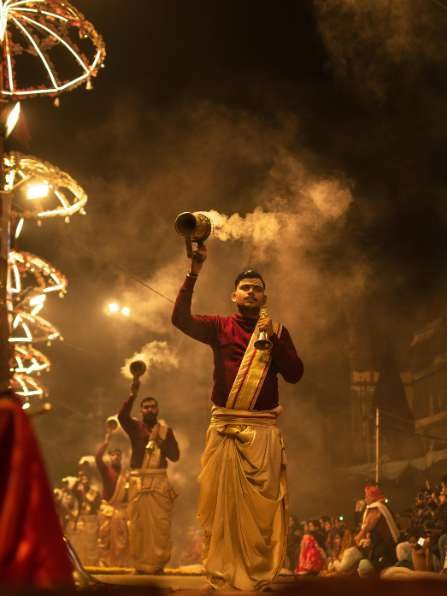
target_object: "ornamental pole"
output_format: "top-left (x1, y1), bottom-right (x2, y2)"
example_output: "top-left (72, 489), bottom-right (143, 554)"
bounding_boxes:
top-left (0, 44), bottom-right (11, 393)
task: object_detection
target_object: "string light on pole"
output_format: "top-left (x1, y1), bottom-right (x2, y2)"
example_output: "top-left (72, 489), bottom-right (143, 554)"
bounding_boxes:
top-left (0, 0), bottom-right (106, 411)
top-left (11, 344), bottom-right (51, 375)
top-left (9, 311), bottom-right (61, 344)
top-left (9, 251), bottom-right (68, 297)
top-left (11, 372), bottom-right (48, 404)
top-left (5, 152), bottom-right (88, 219)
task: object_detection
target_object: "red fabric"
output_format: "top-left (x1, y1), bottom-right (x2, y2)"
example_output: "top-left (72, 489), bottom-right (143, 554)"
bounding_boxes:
top-left (365, 485), bottom-right (385, 502)
top-left (296, 534), bottom-right (325, 574)
top-left (0, 399), bottom-right (73, 588)
top-left (172, 275), bottom-right (303, 410)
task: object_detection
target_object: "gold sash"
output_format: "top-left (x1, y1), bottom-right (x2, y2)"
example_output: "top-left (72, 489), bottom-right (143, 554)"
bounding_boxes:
top-left (108, 472), bottom-right (128, 507)
top-left (225, 321), bottom-right (282, 410)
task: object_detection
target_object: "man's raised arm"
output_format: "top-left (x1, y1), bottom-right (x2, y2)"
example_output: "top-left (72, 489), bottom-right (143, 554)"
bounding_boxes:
top-left (118, 379), bottom-right (140, 435)
top-left (171, 243), bottom-right (218, 345)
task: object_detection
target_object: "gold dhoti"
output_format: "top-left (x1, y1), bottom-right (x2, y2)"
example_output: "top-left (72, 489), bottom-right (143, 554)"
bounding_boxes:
top-left (97, 502), bottom-right (129, 567)
top-left (198, 406), bottom-right (288, 591)
top-left (65, 514), bottom-right (99, 567)
top-left (128, 469), bottom-right (176, 573)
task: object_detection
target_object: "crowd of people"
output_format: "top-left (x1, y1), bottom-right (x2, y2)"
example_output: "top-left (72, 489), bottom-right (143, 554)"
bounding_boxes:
top-left (42, 259), bottom-right (447, 587)
top-left (284, 477), bottom-right (447, 578)
top-left (52, 426), bottom-right (202, 571)
top-left (53, 432), bottom-right (447, 582)
top-left (53, 438), bottom-right (125, 568)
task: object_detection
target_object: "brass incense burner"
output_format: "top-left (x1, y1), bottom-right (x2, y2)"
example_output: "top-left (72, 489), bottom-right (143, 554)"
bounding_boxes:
top-left (175, 211), bottom-right (212, 257)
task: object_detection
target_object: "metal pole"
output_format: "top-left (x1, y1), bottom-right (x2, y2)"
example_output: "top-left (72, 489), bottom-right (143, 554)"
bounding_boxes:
top-left (375, 407), bottom-right (381, 484)
top-left (0, 45), bottom-right (12, 394)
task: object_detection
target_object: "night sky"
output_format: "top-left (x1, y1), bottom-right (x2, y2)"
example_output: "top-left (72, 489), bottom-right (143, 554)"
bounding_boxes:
top-left (15, 0), bottom-right (447, 523)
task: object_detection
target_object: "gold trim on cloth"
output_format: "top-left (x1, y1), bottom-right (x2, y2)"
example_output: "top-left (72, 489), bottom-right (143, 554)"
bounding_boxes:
top-left (108, 472), bottom-right (128, 507)
top-left (225, 322), bottom-right (282, 410)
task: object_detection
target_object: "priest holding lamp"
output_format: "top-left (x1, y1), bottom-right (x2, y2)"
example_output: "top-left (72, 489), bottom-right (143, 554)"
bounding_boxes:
top-left (171, 240), bottom-right (303, 591)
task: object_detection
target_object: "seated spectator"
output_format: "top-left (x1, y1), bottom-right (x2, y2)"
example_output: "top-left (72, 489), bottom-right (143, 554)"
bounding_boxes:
top-left (328, 529), bottom-right (362, 574)
top-left (307, 519), bottom-right (326, 552)
top-left (412, 539), bottom-right (434, 572)
top-left (286, 516), bottom-right (301, 571)
top-left (394, 541), bottom-right (413, 569)
top-left (355, 484), bottom-right (399, 576)
top-left (296, 533), bottom-right (326, 575)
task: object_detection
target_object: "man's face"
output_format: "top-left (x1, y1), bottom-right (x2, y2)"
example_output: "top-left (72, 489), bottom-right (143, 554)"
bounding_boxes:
top-left (141, 400), bottom-right (158, 424)
top-left (231, 278), bottom-right (266, 312)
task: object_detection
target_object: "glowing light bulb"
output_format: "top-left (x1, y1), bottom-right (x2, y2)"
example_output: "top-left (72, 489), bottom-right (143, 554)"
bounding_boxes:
top-left (26, 182), bottom-right (50, 200)
top-left (5, 102), bottom-right (21, 137)
top-left (107, 302), bottom-right (119, 314)
top-left (22, 402), bottom-right (31, 410)
top-left (121, 306), bottom-right (131, 317)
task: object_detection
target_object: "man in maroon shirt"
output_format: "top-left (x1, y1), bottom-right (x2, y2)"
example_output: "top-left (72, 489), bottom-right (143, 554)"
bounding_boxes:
top-left (118, 385), bottom-right (180, 574)
top-left (95, 435), bottom-right (122, 502)
top-left (172, 243), bottom-right (303, 591)
top-left (95, 434), bottom-right (129, 567)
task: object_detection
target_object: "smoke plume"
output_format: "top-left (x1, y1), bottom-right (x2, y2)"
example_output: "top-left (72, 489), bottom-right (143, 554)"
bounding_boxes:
top-left (314, 0), bottom-right (447, 101)
top-left (121, 340), bottom-right (179, 380)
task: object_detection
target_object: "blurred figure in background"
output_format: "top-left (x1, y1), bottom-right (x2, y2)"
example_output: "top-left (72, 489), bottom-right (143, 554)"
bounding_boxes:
top-left (285, 516), bottom-right (301, 571)
top-left (96, 431), bottom-right (129, 567)
top-left (65, 469), bottom-right (101, 567)
top-left (118, 385), bottom-right (180, 574)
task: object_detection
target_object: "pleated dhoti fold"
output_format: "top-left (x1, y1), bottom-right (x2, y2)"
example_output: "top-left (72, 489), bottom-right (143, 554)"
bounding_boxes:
top-left (128, 469), bottom-right (176, 573)
top-left (198, 406), bottom-right (288, 591)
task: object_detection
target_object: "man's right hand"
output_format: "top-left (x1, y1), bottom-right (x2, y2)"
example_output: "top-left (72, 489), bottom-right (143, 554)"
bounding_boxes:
top-left (190, 242), bottom-right (207, 275)
top-left (131, 378), bottom-right (140, 397)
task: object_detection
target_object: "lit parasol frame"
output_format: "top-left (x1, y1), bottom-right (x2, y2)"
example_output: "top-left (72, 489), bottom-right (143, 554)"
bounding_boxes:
top-left (11, 371), bottom-right (47, 401)
top-left (9, 309), bottom-right (61, 343)
top-left (0, 0), bottom-right (106, 99)
top-left (12, 343), bottom-right (50, 375)
top-left (5, 151), bottom-right (87, 219)
top-left (9, 250), bottom-right (67, 299)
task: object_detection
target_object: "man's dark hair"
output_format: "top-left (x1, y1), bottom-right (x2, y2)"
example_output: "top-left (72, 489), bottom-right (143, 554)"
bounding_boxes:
top-left (140, 396), bottom-right (158, 407)
top-left (234, 269), bottom-right (265, 289)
